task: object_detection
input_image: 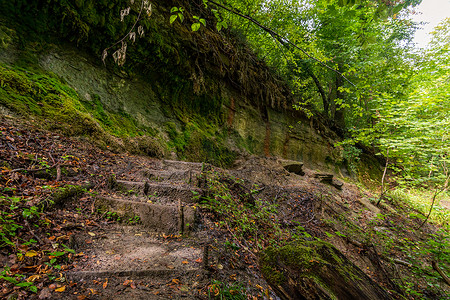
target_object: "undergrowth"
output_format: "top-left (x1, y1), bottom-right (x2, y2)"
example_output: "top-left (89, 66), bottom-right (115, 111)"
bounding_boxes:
top-left (387, 188), bottom-right (450, 228)
top-left (324, 185), bottom-right (450, 299)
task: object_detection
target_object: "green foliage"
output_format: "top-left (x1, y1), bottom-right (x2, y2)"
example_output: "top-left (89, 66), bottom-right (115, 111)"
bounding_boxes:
top-left (0, 197), bottom-right (25, 248)
top-left (199, 169), bottom-right (297, 250)
top-left (208, 279), bottom-right (246, 300)
top-left (387, 188), bottom-right (450, 227)
top-left (342, 144), bottom-right (362, 175)
top-left (170, 7), bottom-right (184, 24)
top-left (0, 267), bottom-right (37, 293)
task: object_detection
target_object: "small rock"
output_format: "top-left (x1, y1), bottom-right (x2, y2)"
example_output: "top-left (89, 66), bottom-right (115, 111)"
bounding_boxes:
top-left (314, 173), bottom-right (333, 182)
top-left (332, 180), bottom-right (344, 190)
top-left (279, 159), bottom-right (304, 175)
top-left (374, 227), bottom-right (390, 234)
top-left (39, 288), bottom-right (52, 299)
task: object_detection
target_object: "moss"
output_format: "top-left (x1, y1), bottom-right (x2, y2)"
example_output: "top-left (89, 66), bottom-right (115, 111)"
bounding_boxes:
top-left (164, 119), bottom-right (236, 167)
top-left (0, 25), bottom-right (15, 49)
top-left (260, 240), bottom-right (361, 294)
top-left (51, 185), bottom-right (85, 207)
top-left (0, 64), bottom-right (162, 154)
top-left (260, 242), bottom-right (327, 284)
top-left (124, 135), bottom-right (165, 158)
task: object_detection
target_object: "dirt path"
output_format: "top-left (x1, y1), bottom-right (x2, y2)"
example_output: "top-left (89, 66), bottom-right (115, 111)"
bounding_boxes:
top-left (1, 117), bottom-right (449, 299)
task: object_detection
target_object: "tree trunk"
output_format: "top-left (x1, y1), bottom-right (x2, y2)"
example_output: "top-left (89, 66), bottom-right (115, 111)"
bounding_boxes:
top-left (333, 65), bottom-right (345, 129)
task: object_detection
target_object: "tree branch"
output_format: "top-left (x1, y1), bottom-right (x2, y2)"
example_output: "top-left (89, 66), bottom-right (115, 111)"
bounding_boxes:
top-left (207, 0), bottom-right (356, 87)
top-left (432, 261), bottom-right (450, 287)
top-left (377, 148), bottom-right (389, 206)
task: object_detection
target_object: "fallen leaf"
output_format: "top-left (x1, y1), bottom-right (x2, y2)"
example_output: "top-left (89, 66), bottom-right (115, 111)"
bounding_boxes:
top-left (180, 285), bottom-right (189, 292)
top-left (56, 235), bottom-right (68, 241)
top-left (55, 286), bottom-right (66, 292)
top-left (27, 274), bottom-right (41, 282)
top-left (130, 282), bottom-right (136, 289)
top-left (25, 250), bottom-right (39, 257)
top-left (217, 264), bottom-right (223, 270)
top-left (182, 260), bottom-right (189, 264)
top-left (87, 232), bottom-right (96, 237)
top-left (103, 279), bottom-right (108, 289)
top-left (194, 258), bottom-right (202, 263)
top-left (123, 280), bottom-right (131, 286)
top-left (88, 288), bottom-right (98, 295)
top-left (172, 279), bottom-right (180, 285)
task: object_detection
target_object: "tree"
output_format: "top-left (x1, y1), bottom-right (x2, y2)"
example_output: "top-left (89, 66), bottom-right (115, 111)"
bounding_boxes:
top-left (200, 0), bottom-right (420, 132)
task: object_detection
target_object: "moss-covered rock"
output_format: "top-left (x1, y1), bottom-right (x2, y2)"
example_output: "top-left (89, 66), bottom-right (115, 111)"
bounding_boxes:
top-left (260, 240), bottom-right (393, 300)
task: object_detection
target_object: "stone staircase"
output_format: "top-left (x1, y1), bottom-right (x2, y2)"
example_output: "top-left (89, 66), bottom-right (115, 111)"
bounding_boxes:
top-left (64, 160), bottom-right (209, 299)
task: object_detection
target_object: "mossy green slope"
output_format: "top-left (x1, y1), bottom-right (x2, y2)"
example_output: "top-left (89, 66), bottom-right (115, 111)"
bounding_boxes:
top-left (260, 240), bottom-right (393, 300)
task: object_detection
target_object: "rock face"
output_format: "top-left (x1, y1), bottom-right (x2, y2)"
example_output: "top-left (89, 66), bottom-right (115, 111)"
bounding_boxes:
top-left (260, 241), bottom-right (393, 300)
top-left (0, 0), bottom-right (345, 171)
top-left (34, 48), bottom-right (340, 169)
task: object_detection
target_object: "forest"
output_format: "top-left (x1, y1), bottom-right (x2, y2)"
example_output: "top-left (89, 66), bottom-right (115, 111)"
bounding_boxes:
top-left (0, 0), bottom-right (449, 299)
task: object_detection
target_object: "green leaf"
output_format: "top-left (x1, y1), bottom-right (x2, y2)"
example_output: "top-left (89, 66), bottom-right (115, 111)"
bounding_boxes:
top-left (178, 13), bottom-right (184, 23)
top-left (191, 23), bottom-right (201, 31)
top-left (393, 4), bottom-right (403, 15)
top-left (216, 23), bottom-right (222, 31)
top-left (0, 276), bottom-right (18, 284)
top-left (200, 18), bottom-right (206, 26)
top-left (16, 282), bottom-right (33, 287)
top-left (29, 285), bottom-right (38, 293)
top-left (170, 7), bottom-right (178, 13)
top-left (169, 15), bottom-right (178, 24)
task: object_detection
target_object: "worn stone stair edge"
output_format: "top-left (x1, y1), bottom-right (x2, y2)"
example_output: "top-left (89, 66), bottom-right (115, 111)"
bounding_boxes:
top-left (116, 180), bottom-right (202, 191)
top-left (162, 160), bottom-right (207, 168)
top-left (97, 196), bottom-right (179, 208)
top-left (95, 197), bottom-right (197, 234)
top-left (65, 268), bottom-right (202, 280)
top-left (144, 169), bottom-right (201, 181)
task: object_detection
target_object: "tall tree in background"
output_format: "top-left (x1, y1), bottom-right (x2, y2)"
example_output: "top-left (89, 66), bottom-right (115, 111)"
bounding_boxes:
top-left (206, 0), bottom-right (420, 131)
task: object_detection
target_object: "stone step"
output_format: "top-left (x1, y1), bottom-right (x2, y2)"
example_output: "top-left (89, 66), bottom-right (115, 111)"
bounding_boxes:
top-left (143, 169), bottom-right (201, 184)
top-left (162, 159), bottom-right (206, 170)
top-left (68, 225), bottom-right (203, 273)
top-left (115, 180), bottom-right (202, 202)
top-left (95, 197), bottom-right (197, 234)
top-left (64, 225), bottom-right (205, 299)
top-left (66, 268), bottom-right (201, 281)
top-left (64, 269), bottom-right (203, 299)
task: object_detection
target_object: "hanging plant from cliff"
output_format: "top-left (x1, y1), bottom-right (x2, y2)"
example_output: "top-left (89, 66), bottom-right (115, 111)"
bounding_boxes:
top-left (102, 0), bottom-right (152, 66)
